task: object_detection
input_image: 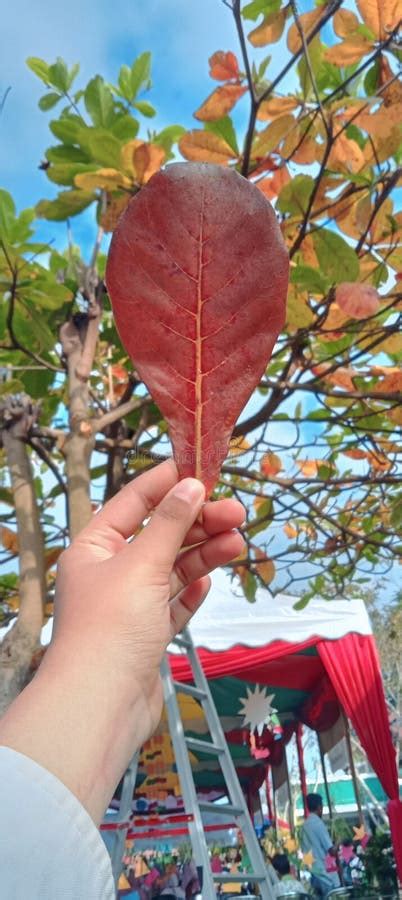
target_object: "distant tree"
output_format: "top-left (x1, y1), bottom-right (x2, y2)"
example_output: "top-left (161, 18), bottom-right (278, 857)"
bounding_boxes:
top-left (1, 0), bottom-right (401, 708)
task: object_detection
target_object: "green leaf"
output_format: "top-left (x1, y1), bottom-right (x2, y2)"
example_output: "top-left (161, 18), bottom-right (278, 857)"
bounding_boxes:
top-left (153, 125), bottom-right (186, 154)
top-left (39, 92), bottom-right (61, 111)
top-left (130, 52), bottom-right (151, 98)
top-left (0, 189), bottom-right (16, 239)
top-left (26, 56), bottom-right (50, 84)
top-left (133, 100), bottom-right (156, 118)
top-left (364, 59), bottom-right (380, 95)
top-left (49, 115), bottom-right (82, 143)
top-left (205, 116), bottom-right (239, 154)
top-left (20, 368), bottom-right (54, 399)
top-left (110, 114), bottom-right (139, 141)
top-left (0, 378), bottom-right (24, 396)
top-left (297, 36), bottom-right (323, 99)
top-left (78, 128), bottom-right (123, 168)
top-left (391, 494), bottom-right (402, 529)
top-left (118, 64), bottom-right (133, 101)
top-left (243, 571), bottom-right (258, 602)
top-left (242, 0), bottom-right (281, 21)
top-left (84, 76), bottom-right (115, 128)
top-left (46, 162), bottom-right (98, 186)
top-left (312, 230), bottom-right (359, 284)
top-left (67, 62), bottom-right (80, 89)
top-left (290, 265), bottom-right (328, 294)
top-left (277, 175), bottom-right (314, 216)
top-left (48, 58), bottom-right (70, 92)
top-left (46, 144), bottom-right (90, 164)
top-left (8, 209), bottom-right (35, 245)
top-left (293, 595), bottom-right (310, 611)
top-left (36, 189), bottom-right (95, 221)
top-left (248, 498), bottom-right (274, 537)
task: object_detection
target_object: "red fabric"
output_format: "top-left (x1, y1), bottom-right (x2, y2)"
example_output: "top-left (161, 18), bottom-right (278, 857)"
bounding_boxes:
top-left (169, 640), bottom-right (318, 682)
top-left (296, 724), bottom-right (308, 817)
top-left (318, 633), bottom-right (402, 883)
top-left (299, 675), bottom-right (340, 732)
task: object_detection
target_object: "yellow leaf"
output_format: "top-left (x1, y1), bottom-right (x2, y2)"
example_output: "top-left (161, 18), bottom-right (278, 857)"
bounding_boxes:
top-left (74, 168), bottom-right (131, 191)
top-left (284, 837), bottom-right (298, 853)
top-left (261, 452), bottom-right (282, 477)
top-left (388, 406), bottom-right (402, 427)
top-left (257, 96), bottom-right (299, 122)
top-left (333, 8), bottom-right (360, 37)
top-left (100, 191), bottom-right (131, 232)
top-left (324, 36), bottom-right (373, 66)
top-left (0, 526), bottom-right (19, 554)
top-left (179, 130), bottom-right (237, 163)
top-left (252, 114), bottom-right (296, 158)
top-left (194, 84), bottom-right (247, 122)
top-left (286, 287), bottom-right (315, 330)
top-left (229, 436), bottom-right (251, 456)
top-left (121, 139), bottom-right (143, 175)
top-left (248, 8), bottom-right (286, 46)
top-left (133, 143), bottom-right (165, 184)
top-left (356, 0), bottom-right (401, 40)
top-left (376, 333), bottom-right (402, 356)
top-left (287, 8), bottom-right (323, 54)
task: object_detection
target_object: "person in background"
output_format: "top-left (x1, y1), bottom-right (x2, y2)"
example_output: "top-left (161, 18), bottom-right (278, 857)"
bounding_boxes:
top-left (301, 794), bottom-right (340, 897)
top-left (271, 854), bottom-right (308, 897)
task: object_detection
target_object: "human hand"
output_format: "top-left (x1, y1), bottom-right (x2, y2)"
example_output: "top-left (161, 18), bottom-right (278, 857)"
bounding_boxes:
top-left (0, 459), bottom-right (245, 821)
top-left (51, 458), bottom-right (245, 739)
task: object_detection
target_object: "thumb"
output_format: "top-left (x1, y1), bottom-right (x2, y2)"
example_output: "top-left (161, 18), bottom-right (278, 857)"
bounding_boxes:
top-left (131, 478), bottom-right (205, 574)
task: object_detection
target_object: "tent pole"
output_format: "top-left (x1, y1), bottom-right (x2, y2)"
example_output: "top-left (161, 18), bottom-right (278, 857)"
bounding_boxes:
top-left (343, 712), bottom-right (364, 826)
top-left (284, 749), bottom-right (295, 836)
top-left (265, 770), bottom-right (273, 822)
top-left (318, 737), bottom-right (333, 822)
top-left (296, 724), bottom-right (308, 817)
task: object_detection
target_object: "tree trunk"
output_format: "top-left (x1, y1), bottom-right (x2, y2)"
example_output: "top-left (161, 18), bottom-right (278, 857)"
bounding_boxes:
top-left (0, 414), bottom-right (46, 715)
top-left (60, 317), bottom-right (96, 539)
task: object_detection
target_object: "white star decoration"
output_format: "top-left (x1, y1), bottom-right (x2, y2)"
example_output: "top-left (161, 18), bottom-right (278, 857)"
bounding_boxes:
top-left (238, 685), bottom-right (277, 736)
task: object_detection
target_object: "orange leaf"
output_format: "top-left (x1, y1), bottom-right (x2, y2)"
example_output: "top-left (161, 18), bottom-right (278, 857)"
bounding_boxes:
top-left (342, 448), bottom-right (368, 460)
top-left (324, 36), bottom-right (373, 65)
top-left (379, 55), bottom-right (402, 107)
top-left (261, 452), bottom-right (282, 477)
top-left (194, 84), bottom-right (247, 122)
top-left (296, 460), bottom-right (318, 477)
top-left (356, 0), bottom-right (400, 40)
top-left (229, 436), bottom-right (251, 456)
top-left (333, 8), bottom-right (360, 37)
top-left (388, 406), bottom-right (402, 427)
top-left (179, 130), bottom-right (237, 163)
top-left (288, 130), bottom-right (317, 165)
top-left (133, 143), bottom-right (165, 185)
top-left (374, 371), bottom-right (402, 393)
top-left (257, 166), bottom-right (290, 201)
top-left (327, 366), bottom-right (357, 392)
top-left (0, 526), bottom-right (19, 554)
top-left (284, 523), bottom-right (298, 538)
top-left (335, 283), bottom-right (380, 320)
top-left (287, 8), bottom-right (323, 54)
top-left (209, 50), bottom-right (240, 81)
top-left (248, 9), bottom-right (286, 46)
top-left (257, 96), bottom-right (299, 122)
top-left (44, 547), bottom-right (63, 570)
top-left (367, 451), bottom-right (392, 472)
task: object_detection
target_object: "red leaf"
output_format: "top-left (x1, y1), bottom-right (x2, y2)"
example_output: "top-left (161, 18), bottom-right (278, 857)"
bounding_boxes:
top-left (106, 163), bottom-right (288, 494)
top-left (209, 50), bottom-right (239, 81)
top-left (335, 282), bottom-right (380, 320)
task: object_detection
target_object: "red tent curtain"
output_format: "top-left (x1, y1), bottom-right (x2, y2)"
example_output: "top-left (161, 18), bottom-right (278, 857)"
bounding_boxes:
top-left (318, 633), bottom-right (402, 883)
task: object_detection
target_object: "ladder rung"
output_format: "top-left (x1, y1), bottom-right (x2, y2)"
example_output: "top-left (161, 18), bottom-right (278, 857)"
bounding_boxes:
top-left (185, 737), bottom-right (224, 756)
top-left (198, 801), bottom-right (243, 816)
top-left (172, 635), bottom-right (191, 649)
top-left (173, 681), bottom-right (206, 701)
top-left (213, 873), bottom-right (266, 883)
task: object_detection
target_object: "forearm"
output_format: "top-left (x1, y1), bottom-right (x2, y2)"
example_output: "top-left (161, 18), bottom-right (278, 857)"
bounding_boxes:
top-left (0, 640), bottom-right (153, 825)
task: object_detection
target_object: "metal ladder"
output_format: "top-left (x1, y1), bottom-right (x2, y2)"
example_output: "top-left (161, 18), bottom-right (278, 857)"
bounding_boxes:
top-left (161, 626), bottom-right (276, 899)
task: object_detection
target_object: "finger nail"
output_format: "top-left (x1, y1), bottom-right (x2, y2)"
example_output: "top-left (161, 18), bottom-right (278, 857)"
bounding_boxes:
top-left (173, 478), bottom-right (205, 504)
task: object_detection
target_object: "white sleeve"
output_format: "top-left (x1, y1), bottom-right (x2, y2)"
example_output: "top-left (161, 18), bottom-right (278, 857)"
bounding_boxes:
top-left (0, 746), bottom-right (115, 899)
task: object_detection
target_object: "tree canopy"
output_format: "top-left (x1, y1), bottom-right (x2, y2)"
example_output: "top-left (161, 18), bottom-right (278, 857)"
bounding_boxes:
top-left (0, 0), bottom-right (401, 704)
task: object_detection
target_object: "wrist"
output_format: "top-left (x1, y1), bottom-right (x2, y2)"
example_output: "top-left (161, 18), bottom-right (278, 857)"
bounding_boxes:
top-left (0, 639), bottom-right (159, 824)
